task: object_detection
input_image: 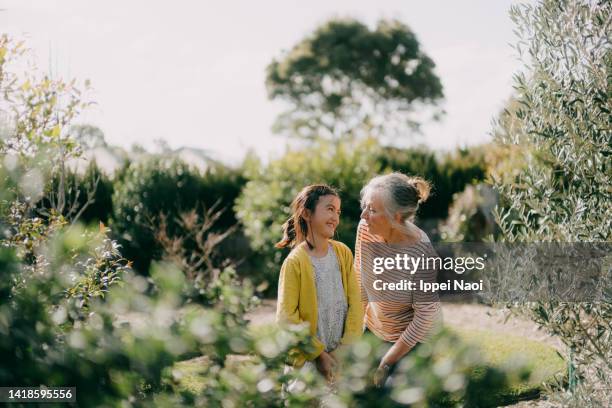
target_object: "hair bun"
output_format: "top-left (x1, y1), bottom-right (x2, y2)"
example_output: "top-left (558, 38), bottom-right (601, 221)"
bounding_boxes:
top-left (409, 177), bottom-right (431, 204)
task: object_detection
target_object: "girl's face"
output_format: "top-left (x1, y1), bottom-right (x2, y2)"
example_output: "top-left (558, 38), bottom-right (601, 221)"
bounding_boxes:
top-left (305, 194), bottom-right (341, 240)
top-left (360, 191), bottom-right (393, 238)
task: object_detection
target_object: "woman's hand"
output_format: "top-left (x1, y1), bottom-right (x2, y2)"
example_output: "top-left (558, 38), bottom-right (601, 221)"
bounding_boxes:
top-left (373, 341), bottom-right (412, 387)
top-left (315, 351), bottom-right (337, 382)
top-left (373, 363), bottom-right (391, 388)
top-left (381, 340), bottom-right (411, 368)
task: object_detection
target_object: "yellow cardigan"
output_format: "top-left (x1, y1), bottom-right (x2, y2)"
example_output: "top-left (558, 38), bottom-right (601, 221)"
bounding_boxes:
top-left (276, 240), bottom-right (363, 367)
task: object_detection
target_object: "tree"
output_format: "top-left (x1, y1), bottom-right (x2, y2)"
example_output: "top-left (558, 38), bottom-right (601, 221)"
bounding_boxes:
top-left (69, 124), bottom-right (107, 149)
top-left (0, 34), bottom-right (95, 226)
top-left (492, 1), bottom-right (611, 405)
top-left (266, 18), bottom-right (444, 141)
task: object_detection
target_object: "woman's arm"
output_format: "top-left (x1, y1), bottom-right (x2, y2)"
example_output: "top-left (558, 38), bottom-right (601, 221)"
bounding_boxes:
top-left (340, 248), bottom-right (365, 345)
top-left (380, 257), bottom-right (441, 366)
top-left (379, 302), bottom-right (440, 366)
top-left (375, 300), bottom-right (439, 387)
top-left (354, 220), bottom-right (369, 316)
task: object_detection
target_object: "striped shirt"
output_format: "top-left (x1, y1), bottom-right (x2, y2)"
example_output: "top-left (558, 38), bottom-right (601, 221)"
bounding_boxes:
top-left (354, 219), bottom-right (442, 348)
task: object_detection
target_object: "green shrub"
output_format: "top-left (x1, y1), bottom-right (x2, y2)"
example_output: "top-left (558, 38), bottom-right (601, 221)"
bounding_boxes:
top-left (1, 155), bottom-right (301, 407)
top-left (111, 157), bottom-right (246, 274)
top-left (1, 150), bottom-right (301, 406)
top-left (440, 183), bottom-right (499, 242)
top-left (0, 225), bottom-right (301, 406)
top-left (76, 162), bottom-right (114, 224)
top-left (36, 160), bottom-right (114, 225)
top-left (176, 325), bottom-right (565, 407)
top-left (0, 35), bottom-right (306, 407)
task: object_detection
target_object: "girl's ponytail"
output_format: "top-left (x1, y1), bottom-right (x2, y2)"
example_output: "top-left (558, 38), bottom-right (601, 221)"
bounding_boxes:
top-left (276, 217), bottom-right (296, 249)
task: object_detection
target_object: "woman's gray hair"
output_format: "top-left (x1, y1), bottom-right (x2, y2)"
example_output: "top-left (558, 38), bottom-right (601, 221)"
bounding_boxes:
top-left (360, 172), bottom-right (431, 234)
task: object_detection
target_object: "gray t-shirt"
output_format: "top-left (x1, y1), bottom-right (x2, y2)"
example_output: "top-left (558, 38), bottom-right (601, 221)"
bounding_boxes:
top-left (309, 244), bottom-right (348, 352)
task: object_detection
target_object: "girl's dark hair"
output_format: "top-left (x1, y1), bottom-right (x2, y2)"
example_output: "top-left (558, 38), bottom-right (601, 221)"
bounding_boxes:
top-left (275, 184), bottom-right (339, 250)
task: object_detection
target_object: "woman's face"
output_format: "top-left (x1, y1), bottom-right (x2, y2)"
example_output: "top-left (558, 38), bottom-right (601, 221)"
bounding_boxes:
top-left (360, 191), bottom-right (393, 238)
top-left (305, 194), bottom-right (341, 240)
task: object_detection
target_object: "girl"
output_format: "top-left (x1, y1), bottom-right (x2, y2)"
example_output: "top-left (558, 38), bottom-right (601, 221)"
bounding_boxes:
top-left (276, 184), bottom-right (363, 382)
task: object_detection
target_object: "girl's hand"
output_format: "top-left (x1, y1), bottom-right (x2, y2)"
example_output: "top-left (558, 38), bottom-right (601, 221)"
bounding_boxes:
top-left (315, 351), bottom-right (337, 382)
top-left (328, 345), bottom-right (346, 364)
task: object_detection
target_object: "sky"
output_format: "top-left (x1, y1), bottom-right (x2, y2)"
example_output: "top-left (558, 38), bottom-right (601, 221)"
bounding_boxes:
top-left (0, 0), bottom-right (524, 164)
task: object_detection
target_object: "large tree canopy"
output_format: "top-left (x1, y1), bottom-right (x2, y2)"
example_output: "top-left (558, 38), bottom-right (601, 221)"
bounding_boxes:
top-left (266, 18), bottom-right (444, 141)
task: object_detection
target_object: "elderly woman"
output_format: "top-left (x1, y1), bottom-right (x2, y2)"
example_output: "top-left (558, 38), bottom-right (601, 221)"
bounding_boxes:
top-left (354, 172), bottom-right (442, 387)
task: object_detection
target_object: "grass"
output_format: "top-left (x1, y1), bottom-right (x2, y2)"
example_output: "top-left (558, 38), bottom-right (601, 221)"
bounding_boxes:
top-left (444, 328), bottom-right (567, 406)
top-left (172, 326), bottom-right (567, 406)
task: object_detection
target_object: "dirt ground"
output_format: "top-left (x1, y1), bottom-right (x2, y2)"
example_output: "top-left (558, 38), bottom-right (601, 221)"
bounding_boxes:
top-left (246, 299), bottom-right (566, 407)
top-left (246, 299), bottom-right (563, 351)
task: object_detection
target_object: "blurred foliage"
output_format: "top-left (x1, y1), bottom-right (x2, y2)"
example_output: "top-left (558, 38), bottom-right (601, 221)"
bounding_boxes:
top-left (69, 124), bottom-right (108, 149)
top-left (266, 18), bottom-right (443, 141)
top-left (111, 157), bottom-right (246, 275)
top-left (175, 326), bottom-right (566, 407)
top-left (0, 31), bottom-right (572, 408)
top-left (1, 156), bottom-right (308, 406)
top-left (0, 35), bottom-right (306, 406)
top-left (0, 225), bottom-right (311, 406)
top-left (153, 205), bottom-right (243, 304)
top-left (0, 34), bottom-right (129, 322)
top-left (35, 160), bottom-right (114, 225)
top-left (0, 38), bottom-right (91, 216)
top-left (492, 0), bottom-right (611, 406)
top-left (58, 142), bottom-right (488, 290)
top-left (440, 184), bottom-right (499, 242)
top-left (329, 328), bottom-right (552, 407)
top-left (486, 100), bottom-right (531, 185)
